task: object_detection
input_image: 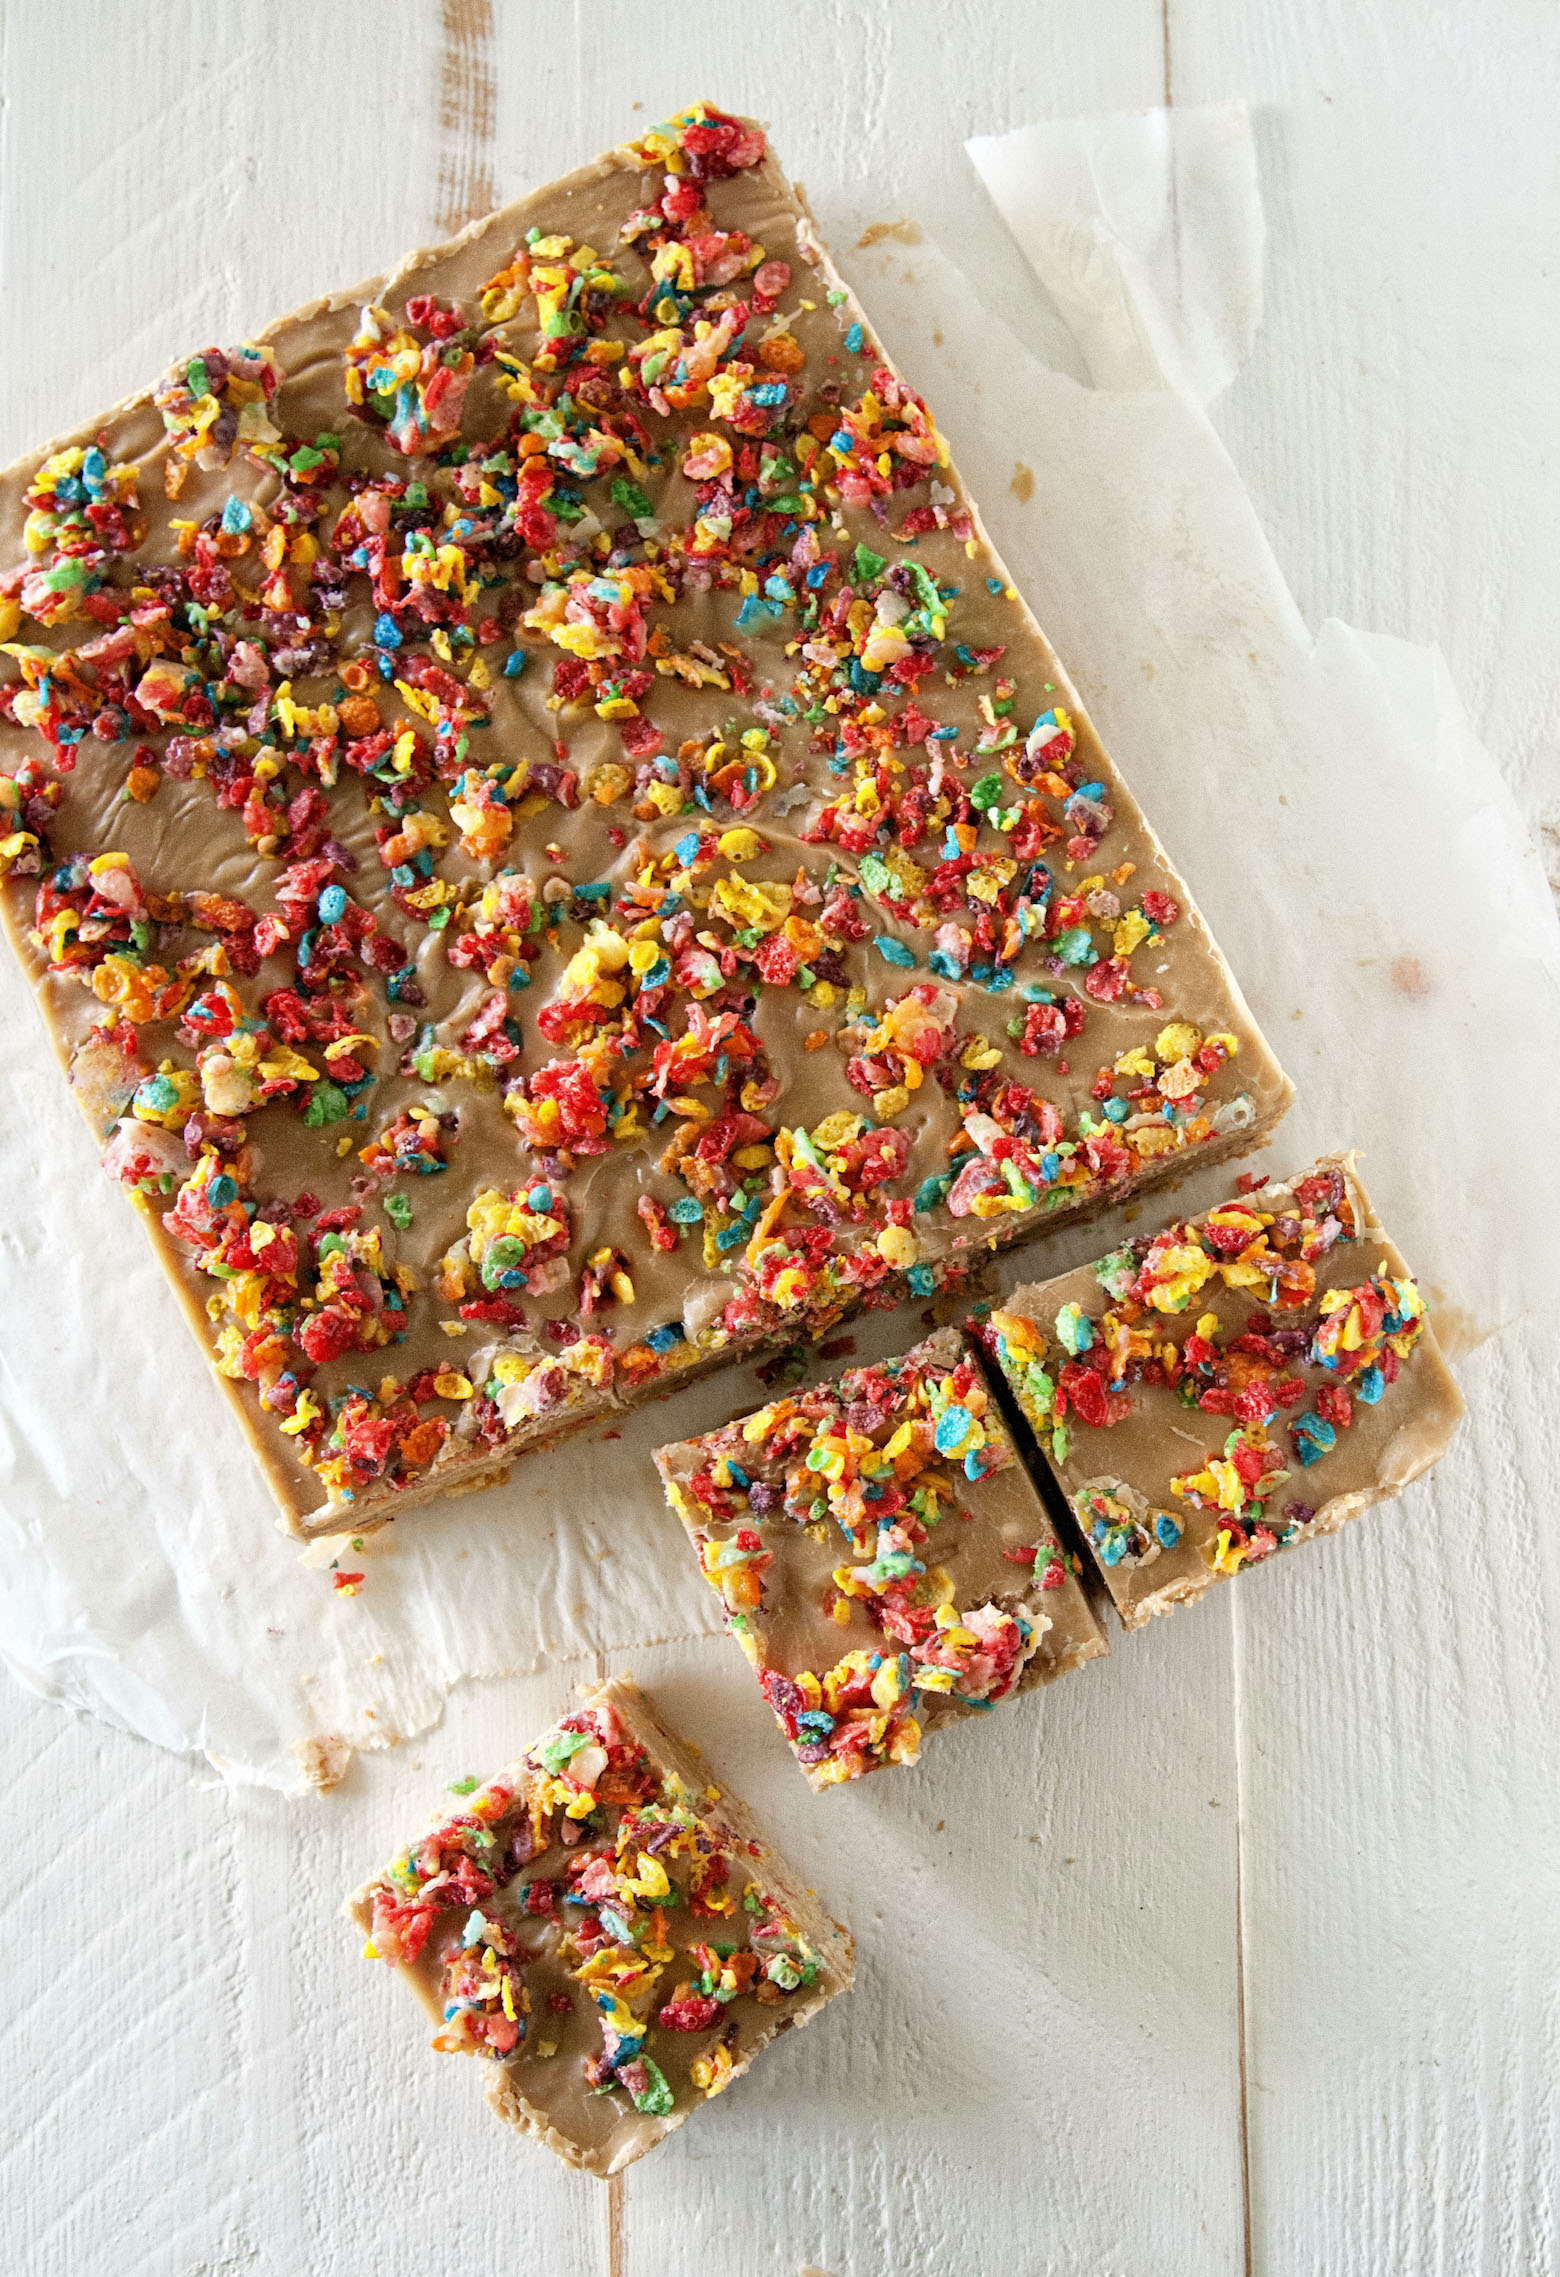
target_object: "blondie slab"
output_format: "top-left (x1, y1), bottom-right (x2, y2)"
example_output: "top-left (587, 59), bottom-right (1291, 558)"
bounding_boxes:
top-left (0, 100), bottom-right (1290, 1536)
top-left (980, 1155), bottom-right (1463, 1627)
top-left (655, 1326), bottom-right (1107, 1788)
top-left (346, 1675), bottom-right (853, 2174)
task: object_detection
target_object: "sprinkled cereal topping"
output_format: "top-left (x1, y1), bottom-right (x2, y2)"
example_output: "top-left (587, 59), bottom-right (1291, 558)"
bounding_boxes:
top-left (656, 1324), bottom-right (1106, 1787)
top-left (348, 1674), bottom-right (853, 2170)
top-left (0, 103), bottom-right (1289, 1535)
top-left (982, 1155), bottom-right (1462, 1626)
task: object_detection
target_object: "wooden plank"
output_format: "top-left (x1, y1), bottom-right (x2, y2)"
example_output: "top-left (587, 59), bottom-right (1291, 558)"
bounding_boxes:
top-left (1228, 1322), bottom-right (1560, 2276)
top-left (0, 1674), bottom-right (607, 2276)
top-left (608, 1618), bottom-right (1246, 2277)
top-left (1169, 0), bottom-right (1560, 856)
top-left (245, 1662), bottom-right (609, 2275)
top-left (434, 0), bottom-right (500, 234)
top-left (1164, 8), bottom-right (1560, 2266)
top-left (0, 0), bottom-right (441, 467)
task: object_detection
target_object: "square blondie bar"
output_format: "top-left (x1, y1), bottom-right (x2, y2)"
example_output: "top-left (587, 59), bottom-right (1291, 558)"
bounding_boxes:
top-left (655, 1326), bottom-right (1107, 1788)
top-left (347, 1675), bottom-right (853, 2173)
top-left (0, 101), bottom-right (1289, 1535)
top-left (981, 1154), bottom-right (1464, 1626)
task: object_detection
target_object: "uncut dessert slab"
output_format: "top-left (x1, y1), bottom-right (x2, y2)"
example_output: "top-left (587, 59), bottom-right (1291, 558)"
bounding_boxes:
top-left (655, 1325), bottom-right (1107, 1789)
top-left (347, 1676), bottom-right (853, 2174)
top-left (980, 1153), bottom-right (1464, 1628)
top-left (0, 100), bottom-right (1290, 1539)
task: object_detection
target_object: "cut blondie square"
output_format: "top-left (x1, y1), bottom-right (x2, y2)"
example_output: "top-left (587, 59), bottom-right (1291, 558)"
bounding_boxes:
top-left (346, 1675), bottom-right (854, 2174)
top-left (980, 1153), bottom-right (1464, 1628)
top-left (0, 100), bottom-right (1290, 1540)
top-left (654, 1325), bottom-right (1107, 1790)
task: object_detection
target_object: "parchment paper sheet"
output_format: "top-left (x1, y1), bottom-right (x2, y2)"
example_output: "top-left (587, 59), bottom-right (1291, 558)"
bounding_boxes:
top-left (3, 104), bottom-right (1555, 1787)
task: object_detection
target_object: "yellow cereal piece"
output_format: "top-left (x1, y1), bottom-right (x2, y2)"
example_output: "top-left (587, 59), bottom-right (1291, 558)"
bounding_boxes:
top-left (1112, 909), bottom-right (1151, 958)
top-left (1127, 1123), bottom-right (1179, 1161)
top-left (255, 1044), bottom-right (321, 1084)
top-left (921, 1565), bottom-right (956, 1608)
top-left (1154, 1021), bottom-right (1202, 1064)
top-left (1144, 1243), bottom-right (1215, 1311)
top-left (810, 1111), bottom-right (863, 1151)
top-left (692, 2042), bottom-right (735, 2097)
top-left (991, 1325), bottom-right (1046, 1386)
top-left (710, 874), bottom-right (792, 933)
top-left (876, 1224), bottom-right (920, 1268)
top-left (885, 1715), bottom-right (921, 1765)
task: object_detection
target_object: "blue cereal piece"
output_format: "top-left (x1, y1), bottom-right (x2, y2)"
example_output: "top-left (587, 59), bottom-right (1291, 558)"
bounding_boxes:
top-left (874, 935), bottom-right (916, 968)
top-left (1291, 1413), bottom-right (1337, 1466)
top-left (934, 1404), bottom-right (974, 1456)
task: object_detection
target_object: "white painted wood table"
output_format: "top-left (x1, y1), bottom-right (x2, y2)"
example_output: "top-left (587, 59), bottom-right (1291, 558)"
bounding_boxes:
top-left (2, 6), bottom-right (1555, 2273)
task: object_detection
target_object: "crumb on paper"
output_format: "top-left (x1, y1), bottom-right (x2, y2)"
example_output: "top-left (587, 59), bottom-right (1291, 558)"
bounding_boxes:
top-left (293, 1733), bottom-right (352, 1791)
top-left (1011, 461), bottom-right (1035, 502)
top-left (855, 217), bottom-right (921, 248)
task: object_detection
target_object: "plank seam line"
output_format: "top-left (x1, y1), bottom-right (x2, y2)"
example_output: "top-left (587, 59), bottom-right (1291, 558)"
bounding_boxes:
top-left (435, 0), bottom-right (499, 236)
top-left (1233, 1587), bottom-right (1254, 2277)
top-left (607, 2172), bottom-right (627, 2277)
top-left (1160, 0), bottom-right (1186, 321)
